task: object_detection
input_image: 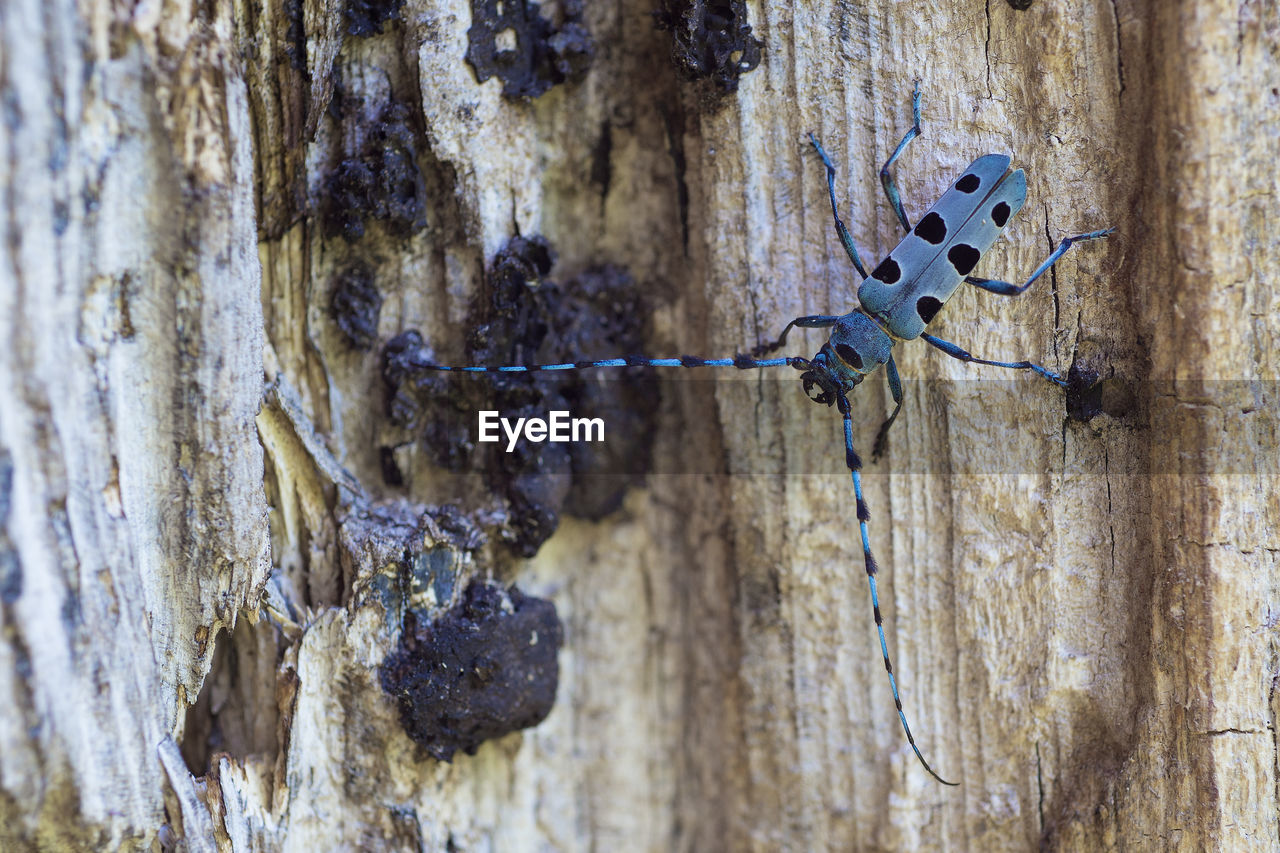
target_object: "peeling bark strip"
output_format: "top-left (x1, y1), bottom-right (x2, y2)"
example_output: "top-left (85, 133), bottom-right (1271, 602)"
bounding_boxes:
top-left (0, 0), bottom-right (269, 846)
top-left (381, 582), bottom-right (563, 761)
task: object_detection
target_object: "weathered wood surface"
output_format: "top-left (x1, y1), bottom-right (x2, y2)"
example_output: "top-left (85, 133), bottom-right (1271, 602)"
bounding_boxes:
top-left (0, 0), bottom-right (1276, 850)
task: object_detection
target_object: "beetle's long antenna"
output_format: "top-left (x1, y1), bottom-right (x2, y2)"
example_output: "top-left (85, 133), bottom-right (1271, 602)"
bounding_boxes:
top-left (837, 392), bottom-right (957, 787)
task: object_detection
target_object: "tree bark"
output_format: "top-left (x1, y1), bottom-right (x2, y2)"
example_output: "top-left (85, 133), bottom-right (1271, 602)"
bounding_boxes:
top-left (0, 0), bottom-right (1276, 851)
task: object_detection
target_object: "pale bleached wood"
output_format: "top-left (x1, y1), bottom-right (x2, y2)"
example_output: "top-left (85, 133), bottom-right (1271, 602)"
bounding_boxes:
top-left (1, 0), bottom-right (1276, 850)
top-left (0, 0), bottom-right (269, 848)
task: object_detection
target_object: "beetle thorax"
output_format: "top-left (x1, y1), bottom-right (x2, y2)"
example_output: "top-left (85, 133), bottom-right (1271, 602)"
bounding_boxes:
top-left (799, 310), bottom-right (895, 406)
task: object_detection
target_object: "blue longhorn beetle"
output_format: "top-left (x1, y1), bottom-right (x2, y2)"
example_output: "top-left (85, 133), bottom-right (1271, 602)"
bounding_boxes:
top-left (403, 87), bottom-right (1112, 784)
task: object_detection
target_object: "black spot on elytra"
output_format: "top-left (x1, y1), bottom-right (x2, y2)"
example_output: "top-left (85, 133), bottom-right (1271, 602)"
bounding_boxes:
top-left (947, 244), bottom-right (981, 276)
top-left (916, 296), bottom-right (943, 324)
top-left (992, 201), bottom-right (1011, 227)
top-left (871, 257), bottom-right (902, 284)
top-left (835, 344), bottom-right (863, 370)
top-left (955, 173), bottom-right (981, 193)
top-left (914, 211), bottom-right (947, 245)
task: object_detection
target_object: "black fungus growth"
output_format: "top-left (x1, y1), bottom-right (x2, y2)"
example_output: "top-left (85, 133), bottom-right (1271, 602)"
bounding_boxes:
top-left (381, 582), bottom-right (563, 761)
top-left (655, 0), bottom-right (763, 94)
top-left (1066, 360), bottom-right (1105, 422)
top-left (382, 235), bottom-right (657, 557)
top-left (321, 98), bottom-right (427, 242)
top-left (331, 263), bottom-right (384, 350)
top-left (345, 0), bottom-right (405, 37)
top-left (466, 0), bottom-right (595, 99)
